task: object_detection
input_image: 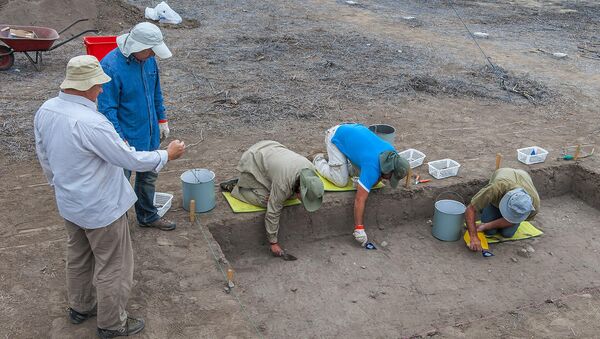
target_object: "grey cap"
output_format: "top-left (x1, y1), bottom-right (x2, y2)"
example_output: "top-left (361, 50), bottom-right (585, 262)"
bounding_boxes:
top-left (499, 188), bottom-right (534, 224)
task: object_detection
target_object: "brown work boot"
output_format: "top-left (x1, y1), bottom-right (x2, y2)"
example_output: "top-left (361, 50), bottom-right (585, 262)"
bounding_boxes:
top-left (97, 317), bottom-right (145, 338)
top-left (138, 217), bottom-right (176, 231)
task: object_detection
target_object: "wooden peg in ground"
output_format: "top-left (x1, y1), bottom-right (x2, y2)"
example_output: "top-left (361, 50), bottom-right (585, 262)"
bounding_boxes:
top-left (495, 153), bottom-right (502, 170)
top-left (574, 145), bottom-right (581, 161)
top-left (405, 167), bottom-right (412, 188)
top-left (189, 199), bottom-right (196, 222)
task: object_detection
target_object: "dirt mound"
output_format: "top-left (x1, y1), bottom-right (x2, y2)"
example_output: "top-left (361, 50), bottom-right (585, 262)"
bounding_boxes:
top-left (0, 0), bottom-right (141, 34)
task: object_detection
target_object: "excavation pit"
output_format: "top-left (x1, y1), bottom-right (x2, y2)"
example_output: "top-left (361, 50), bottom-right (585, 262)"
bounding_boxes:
top-left (207, 163), bottom-right (600, 337)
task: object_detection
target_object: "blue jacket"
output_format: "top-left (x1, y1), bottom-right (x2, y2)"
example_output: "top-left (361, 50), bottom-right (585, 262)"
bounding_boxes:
top-left (98, 48), bottom-right (166, 151)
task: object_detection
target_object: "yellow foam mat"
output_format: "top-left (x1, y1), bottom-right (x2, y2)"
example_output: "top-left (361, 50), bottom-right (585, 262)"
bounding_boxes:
top-left (222, 192), bottom-right (301, 213)
top-left (463, 231), bottom-right (490, 250)
top-left (317, 173), bottom-right (385, 192)
top-left (464, 221), bottom-right (543, 245)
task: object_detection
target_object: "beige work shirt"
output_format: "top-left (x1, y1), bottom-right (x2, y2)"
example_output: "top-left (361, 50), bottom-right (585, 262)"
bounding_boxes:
top-left (237, 141), bottom-right (314, 241)
top-left (471, 168), bottom-right (540, 220)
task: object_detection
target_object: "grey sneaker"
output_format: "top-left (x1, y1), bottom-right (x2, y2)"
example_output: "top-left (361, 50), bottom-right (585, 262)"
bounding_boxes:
top-left (68, 305), bottom-right (97, 324)
top-left (97, 317), bottom-right (145, 338)
top-left (138, 217), bottom-right (176, 231)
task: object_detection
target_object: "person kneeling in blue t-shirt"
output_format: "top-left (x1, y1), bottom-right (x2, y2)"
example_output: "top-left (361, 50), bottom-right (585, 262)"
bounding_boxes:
top-left (311, 123), bottom-right (409, 247)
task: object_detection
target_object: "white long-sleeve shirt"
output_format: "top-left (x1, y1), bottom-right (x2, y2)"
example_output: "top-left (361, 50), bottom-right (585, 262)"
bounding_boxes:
top-left (34, 92), bottom-right (168, 229)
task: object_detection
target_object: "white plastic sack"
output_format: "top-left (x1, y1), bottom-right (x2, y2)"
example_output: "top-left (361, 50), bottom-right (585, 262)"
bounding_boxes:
top-left (145, 1), bottom-right (182, 25)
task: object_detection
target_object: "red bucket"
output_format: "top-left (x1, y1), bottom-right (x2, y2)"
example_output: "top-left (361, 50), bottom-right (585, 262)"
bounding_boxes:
top-left (83, 36), bottom-right (117, 61)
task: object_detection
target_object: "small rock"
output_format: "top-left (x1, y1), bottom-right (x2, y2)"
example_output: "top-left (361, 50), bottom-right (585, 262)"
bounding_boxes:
top-left (228, 281), bottom-right (235, 289)
top-left (291, 287), bottom-right (298, 292)
top-left (473, 32), bottom-right (489, 38)
top-left (549, 251), bottom-right (554, 256)
top-left (525, 245), bottom-right (535, 253)
top-left (397, 49), bottom-right (402, 53)
top-left (378, 225), bottom-right (385, 230)
top-left (517, 248), bottom-right (530, 258)
top-left (369, 292), bottom-right (377, 299)
top-left (402, 16), bottom-right (415, 20)
top-left (487, 269), bottom-right (492, 273)
top-left (426, 329), bottom-right (440, 337)
top-left (511, 257), bottom-right (518, 263)
top-left (224, 286), bottom-right (231, 294)
top-left (545, 298), bottom-right (554, 304)
top-left (380, 241), bottom-right (388, 248)
top-left (380, 290), bottom-right (386, 295)
top-left (552, 52), bottom-right (568, 59)
top-left (418, 236), bottom-right (425, 240)
top-left (341, 251), bottom-right (347, 256)
top-left (351, 300), bottom-right (357, 303)
top-left (360, 265), bottom-right (366, 269)
top-left (345, 0), bottom-right (357, 4)
top-left (426, 219), bottom-right (432, 224)
top-left (577, 293), bottom-right (592, 299)
top-left (131, 303), bottom-right (141, 310)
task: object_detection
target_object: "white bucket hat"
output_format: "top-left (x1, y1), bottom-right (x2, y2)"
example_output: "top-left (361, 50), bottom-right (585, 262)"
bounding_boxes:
top-left (117, 22), bottom-right (172, 59)
top-left (60, 55), bottom-right (111, 91)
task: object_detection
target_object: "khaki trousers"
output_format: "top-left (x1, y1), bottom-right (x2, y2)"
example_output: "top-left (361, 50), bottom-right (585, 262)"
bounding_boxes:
top-left (64, 214), bottom-right (133, 330)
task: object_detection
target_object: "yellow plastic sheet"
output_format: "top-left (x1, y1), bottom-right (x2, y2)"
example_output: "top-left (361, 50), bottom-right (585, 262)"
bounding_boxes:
top-left (222, 192), bottom-right (301, 213)
top-left (463, 221), bottom-right (543, 246)
top-left (317, 173), bottom-right (385, 192)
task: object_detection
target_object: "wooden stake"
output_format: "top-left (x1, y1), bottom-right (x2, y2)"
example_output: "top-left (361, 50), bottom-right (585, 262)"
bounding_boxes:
top-left (405, 167), bottom-right (412, 188)
top-left (574, 144), bottom-right (581, 161)
top-left (189, 199), bottom-right (196, 222)
top-left (495, 153), bottom-right (502, 170)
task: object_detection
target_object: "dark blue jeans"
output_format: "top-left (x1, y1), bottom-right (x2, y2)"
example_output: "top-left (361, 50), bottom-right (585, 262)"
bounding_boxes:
top-left (481, 204), bottom-right (520, 238)
top-left (124, 170), bottom-right (160, 225)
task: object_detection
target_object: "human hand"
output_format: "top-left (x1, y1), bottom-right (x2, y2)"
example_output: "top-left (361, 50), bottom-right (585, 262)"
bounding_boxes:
top-left (353, 225), bottom-right (368, 246)
top-left (167, 140), bottom-right (185, 160)
top-left (159, 121), bottom-right (170, 140)
top-left (468, 236), bottom-right (482, 252)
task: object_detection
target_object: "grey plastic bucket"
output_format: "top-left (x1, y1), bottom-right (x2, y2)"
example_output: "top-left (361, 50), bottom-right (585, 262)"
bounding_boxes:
top-left (181, 169), bottom-right (216, 213)
top-left (432, 192), bottom-right (466, 242)
top-left (368, 124), bottom-right (396, 145)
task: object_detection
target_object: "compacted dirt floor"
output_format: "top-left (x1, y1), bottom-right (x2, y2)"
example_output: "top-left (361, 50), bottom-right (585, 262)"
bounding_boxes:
top-left (1, 0), bottom-right (600, 338)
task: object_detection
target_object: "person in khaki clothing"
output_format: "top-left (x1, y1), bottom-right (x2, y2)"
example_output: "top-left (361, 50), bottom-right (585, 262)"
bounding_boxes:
top-left (220, 140), bottom-right (325, 260)
top-left (34, 55), bottom-right (185, 338)
top-left (465, 168), bottom-right (540, 251)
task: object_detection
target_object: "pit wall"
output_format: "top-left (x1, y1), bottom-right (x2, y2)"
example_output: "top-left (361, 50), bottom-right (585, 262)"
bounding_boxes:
top-left (209, 164), bottom-right (582, 257)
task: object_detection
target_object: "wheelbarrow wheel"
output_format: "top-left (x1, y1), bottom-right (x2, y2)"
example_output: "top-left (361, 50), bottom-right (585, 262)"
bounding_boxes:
top-left (0, 46), bottom-right (15, 71)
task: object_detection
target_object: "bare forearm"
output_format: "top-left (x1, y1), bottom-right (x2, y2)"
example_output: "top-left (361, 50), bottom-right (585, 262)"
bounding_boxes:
top-left (465, 205), bottom-right (478, 236)
top-left (354, 192), bottom-right (368, 226)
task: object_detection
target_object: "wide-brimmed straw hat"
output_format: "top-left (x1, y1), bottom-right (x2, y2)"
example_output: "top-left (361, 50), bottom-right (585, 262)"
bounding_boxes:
top-left (117, 22), bottom-right (172, 59)
top-left (60, 55), bottom-right (111, 91)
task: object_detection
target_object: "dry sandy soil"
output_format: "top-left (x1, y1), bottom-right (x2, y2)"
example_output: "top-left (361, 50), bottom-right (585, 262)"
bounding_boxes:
top-left (1, 0), bottom-right (600, 338)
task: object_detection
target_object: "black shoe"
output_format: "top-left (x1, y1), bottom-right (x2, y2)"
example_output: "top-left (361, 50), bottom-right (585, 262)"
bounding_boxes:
top-left (138, 217), bottom-right (176, 231)
top-left (97, 317), bottom-right (145, 338)
top-left (219, 178), bottom-right (238, 192)
top-left (68, 305), bottom-right (97, 324)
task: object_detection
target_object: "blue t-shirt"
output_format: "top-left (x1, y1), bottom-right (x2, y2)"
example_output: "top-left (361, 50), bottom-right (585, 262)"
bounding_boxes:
top-left (331, 124), bottom-right (395, 192)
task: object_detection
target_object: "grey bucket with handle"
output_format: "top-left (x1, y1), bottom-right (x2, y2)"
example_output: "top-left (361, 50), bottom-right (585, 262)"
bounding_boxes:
top-left (432, 191), bottom-right (466, 242)
top-left (368, 124), bottom-right (396, 145)
top-left (181, 169), bottom-right (216, 213)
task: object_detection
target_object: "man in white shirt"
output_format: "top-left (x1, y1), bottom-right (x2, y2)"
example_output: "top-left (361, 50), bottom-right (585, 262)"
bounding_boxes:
top-left (34, 55), bottom-right (185, 338)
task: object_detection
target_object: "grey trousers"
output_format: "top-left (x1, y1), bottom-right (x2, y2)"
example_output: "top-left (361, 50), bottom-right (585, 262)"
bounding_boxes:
top-left (64, 214), bottom-right (133, 330)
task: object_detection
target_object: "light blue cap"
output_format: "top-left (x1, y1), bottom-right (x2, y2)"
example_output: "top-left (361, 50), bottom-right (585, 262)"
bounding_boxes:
top-left (499, 188), bottom-right (534, 224)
